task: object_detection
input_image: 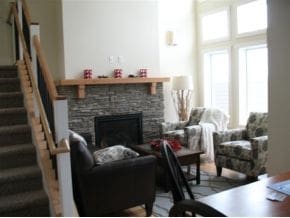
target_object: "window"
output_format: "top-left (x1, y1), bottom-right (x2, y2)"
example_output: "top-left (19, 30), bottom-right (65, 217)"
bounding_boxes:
top-left (204, 50), bottom-right (229, 114)
top-left (237, 0), bottom-right (267, 34)
top-left (198, 0), bottom-right (268, 127)
top-left (239, 44), bottom-right (268, 125)
top-left (201, 9), bottom-right (229, 42)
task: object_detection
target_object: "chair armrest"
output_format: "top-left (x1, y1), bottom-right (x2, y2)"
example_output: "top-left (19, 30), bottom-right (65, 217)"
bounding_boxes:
top-left (160, 121), bottom-right (188, 136)
top-left (251, 135), bottom-right (268, 159)
top-left (184, 125), bottom-right (202, 150)
top-left (213, 128), bottom-right (247, 147)
top-left (169, 199), bottom-right (225, 217)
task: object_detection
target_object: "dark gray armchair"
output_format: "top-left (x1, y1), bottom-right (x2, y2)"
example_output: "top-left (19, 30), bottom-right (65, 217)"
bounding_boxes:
top-left (70, 135), bottom-right (157, 216)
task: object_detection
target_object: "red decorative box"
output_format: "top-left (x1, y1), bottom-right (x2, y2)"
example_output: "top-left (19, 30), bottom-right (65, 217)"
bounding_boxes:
top-left (114, 69), bottom-right (123, 78)
top-left (139, 69), bottom-right (147, 78)
top-left (83, 69), bottom-right (92, 79)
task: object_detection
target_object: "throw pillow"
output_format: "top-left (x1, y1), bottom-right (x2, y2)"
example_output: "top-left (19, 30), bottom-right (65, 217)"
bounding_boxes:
top-left (69, 129), bottom-right (88, 146)
top-left (93, 145), bottom-right (139, 164)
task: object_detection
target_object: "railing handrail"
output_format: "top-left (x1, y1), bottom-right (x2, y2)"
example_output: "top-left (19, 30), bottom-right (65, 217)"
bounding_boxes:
top-left (20, 0), bottom-right (32, 25)
top-left (11, 3), bottom-right (69, 155)
top-left (33, 35), bottom-right (66, 101)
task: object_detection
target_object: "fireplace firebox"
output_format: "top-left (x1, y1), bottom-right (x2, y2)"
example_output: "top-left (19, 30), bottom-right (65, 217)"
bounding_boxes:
top-left (94, 113), bottom-right (143, 147)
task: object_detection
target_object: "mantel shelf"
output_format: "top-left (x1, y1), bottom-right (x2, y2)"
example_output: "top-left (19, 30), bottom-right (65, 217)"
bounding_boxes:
top-left (56, 77), bottom-right (170, 98)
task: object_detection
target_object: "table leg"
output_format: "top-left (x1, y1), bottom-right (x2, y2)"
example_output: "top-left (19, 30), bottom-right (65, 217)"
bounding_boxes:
top-left (196, 155), bottom-right (200, 184)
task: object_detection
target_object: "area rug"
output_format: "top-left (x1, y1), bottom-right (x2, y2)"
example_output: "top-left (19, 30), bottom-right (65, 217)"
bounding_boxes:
top-left (152, 169), bottom-right (247, 217)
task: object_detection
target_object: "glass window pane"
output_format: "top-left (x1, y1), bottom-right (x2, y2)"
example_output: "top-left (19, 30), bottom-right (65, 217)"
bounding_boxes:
top-left (239, 45), bottom-right (268, 125)
top-left (202, 10), bottom-right (229, 41)
top-left (204, 50), bottom-right (229, 114)
top-left (237, 0), bottom-right (267, 34)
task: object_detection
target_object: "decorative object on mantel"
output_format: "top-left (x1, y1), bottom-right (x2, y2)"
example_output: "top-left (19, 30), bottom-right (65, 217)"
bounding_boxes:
top-left (139, 69), bottom-right (148, 78)
top-left (83, 69), bottom-right (92, 79)
top-left (171, 75), bottom-right (193, 121)
top-left (113, 69), bottom-right (122, 78)
top-left (128, 74), bottom-right (136, 78)
top-left (98, 75), bottom-right (108, 78)
top-left (56, 77), bottom-right (170, 99)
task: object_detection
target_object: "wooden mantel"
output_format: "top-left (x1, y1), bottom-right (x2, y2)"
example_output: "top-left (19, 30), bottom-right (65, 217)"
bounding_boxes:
top-left (56, 77), bottom-right (170, 98)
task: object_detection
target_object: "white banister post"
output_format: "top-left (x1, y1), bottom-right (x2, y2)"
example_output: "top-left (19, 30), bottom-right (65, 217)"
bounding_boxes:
top-left (17, 0), bottom-right (23, 60)
top-left (30, 24), bottom-right (40, 118)
top-left (53, 99), bottom-right (73, 217)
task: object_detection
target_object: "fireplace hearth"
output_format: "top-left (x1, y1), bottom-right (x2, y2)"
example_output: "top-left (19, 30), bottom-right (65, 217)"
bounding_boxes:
top-left (94, 113), bottom-right (143, 147)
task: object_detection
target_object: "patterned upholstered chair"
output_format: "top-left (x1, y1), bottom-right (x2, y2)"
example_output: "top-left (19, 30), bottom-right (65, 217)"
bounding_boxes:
top-left (213, 112), bottom-right (268, 179)
top-left (159, 107), bottom-right (205, 151)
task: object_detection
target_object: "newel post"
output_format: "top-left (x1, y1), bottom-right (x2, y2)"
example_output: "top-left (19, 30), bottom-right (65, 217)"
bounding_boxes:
top-left (53, 99), bottom-right (74, 217)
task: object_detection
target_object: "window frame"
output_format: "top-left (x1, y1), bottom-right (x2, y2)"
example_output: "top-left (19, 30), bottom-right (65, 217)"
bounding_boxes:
top-left (233, 0), bottom-right (267, 38)
top-left (197, 0), bottom-right (268, 127)
top-left (199, 6), bottom-right (231, 45)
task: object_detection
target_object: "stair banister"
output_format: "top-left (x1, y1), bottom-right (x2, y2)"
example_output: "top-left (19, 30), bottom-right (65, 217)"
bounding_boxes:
top-left (8, 2), bottom-right (74, 216)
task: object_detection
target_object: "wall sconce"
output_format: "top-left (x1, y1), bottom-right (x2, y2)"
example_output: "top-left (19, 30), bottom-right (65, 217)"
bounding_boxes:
top-left (166, 31), bottom-right (178, 46)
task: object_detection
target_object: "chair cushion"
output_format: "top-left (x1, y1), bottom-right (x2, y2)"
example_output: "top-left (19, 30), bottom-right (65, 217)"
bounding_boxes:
top-left (217, 140), bottom-right (252, 160)
top-left (187, 107), bottom-right (205, 126)
top-left (93, 145), bottom-right (139, 164)
top-left (246, 112), bottom-right (268, 139)
top-left (163, 129), bottom-right (186, 146)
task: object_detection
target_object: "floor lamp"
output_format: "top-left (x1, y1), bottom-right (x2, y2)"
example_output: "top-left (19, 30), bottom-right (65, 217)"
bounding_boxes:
top-left (171, 75), bottom-right (193, 121)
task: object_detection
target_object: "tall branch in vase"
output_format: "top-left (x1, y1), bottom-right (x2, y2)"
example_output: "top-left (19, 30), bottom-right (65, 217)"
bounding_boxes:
top-left (172, 76), bottom-right (193, 121)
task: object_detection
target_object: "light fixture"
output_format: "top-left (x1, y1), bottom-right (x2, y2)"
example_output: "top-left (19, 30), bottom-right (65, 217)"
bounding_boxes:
top-left (171, 75), bottom-right (193, 121)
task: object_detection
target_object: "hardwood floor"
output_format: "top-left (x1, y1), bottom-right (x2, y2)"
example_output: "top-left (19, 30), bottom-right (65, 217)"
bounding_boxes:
top-left (110, 155), bottom-right (247, 217)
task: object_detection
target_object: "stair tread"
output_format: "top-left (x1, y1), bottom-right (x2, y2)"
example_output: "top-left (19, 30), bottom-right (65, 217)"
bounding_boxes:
top-left (0, 92), bottom-right (22, 97)
top-left (0, 189), bottom-right (48, 213)
top-left (0, 107), bottom-right (26, 114)
top-left (0, 165), bottom-right (41, 182)
top-left (0, 143), bottom-right (34, 156)
top-left (0, 124), bottom-right (30, 133)
top-left (0, 66), bottom-right (17, 70)
top-left (0, 78), bottom-right (19, 82)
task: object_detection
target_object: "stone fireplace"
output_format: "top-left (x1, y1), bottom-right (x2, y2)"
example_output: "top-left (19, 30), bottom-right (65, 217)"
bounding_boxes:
top-left (58, 83), bottom-right (165, 145)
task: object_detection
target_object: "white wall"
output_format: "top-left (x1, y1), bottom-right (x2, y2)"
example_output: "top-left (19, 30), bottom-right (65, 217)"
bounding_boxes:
top-left (0, 0), bottom-right (13, 65)
top-left (267, 0), bottom-right (290, 175)
top-left (61, 0), bottom-right (160, 79)
top-left (158, 0), bottom-right (196, 121)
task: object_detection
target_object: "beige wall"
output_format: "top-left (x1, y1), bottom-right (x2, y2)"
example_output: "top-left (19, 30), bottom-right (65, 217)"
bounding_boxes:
top-left (0, 0), bottom-right (13, 65)
top-left (267, 0), bottom-right (290, 175)
top-left (158, 0), bottom-right (197, 121)
top-left (26, 0), bottom-right (62, 80)
top-left (61, 0), bottom-right (160, 79)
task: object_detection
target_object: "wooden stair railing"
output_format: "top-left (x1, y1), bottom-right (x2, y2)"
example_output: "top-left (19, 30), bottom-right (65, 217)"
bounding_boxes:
top-left (8, 1), bottom-right (74, 216)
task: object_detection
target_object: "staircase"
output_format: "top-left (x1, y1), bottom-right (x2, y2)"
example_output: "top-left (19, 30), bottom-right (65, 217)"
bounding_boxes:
top-left (0, 65), bottom-right (50, 216)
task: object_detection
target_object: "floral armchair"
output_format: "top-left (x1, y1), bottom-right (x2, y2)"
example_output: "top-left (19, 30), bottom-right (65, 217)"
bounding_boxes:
top-left (159, 107), bottom-right (206, 151)
top-left (213, 112), bottom-right (268, 179)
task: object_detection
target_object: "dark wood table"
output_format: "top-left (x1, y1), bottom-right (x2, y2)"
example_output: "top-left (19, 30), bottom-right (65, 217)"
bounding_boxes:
top-left (198, 171), bottom-right (290, 217)
top-left (131, 143), bottom-right (203, 189)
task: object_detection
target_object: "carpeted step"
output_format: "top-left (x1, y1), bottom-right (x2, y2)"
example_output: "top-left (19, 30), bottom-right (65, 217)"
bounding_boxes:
top-left (0, 189), bottom-right (50, 217)
top-left (0, 78), bottom-right (21, 92)
top-left (0, 92), bottom-right (23, 108)
top-left (0, 125), bottom-right (32, 146)
top-left (0, 66), bottom-right (17, 78)
top-left (0, 165), bottom-right (43, 196)
top-left (0, 143), bottom-right (36, 169)
top-left (0, 107), bottom-right (27, 126)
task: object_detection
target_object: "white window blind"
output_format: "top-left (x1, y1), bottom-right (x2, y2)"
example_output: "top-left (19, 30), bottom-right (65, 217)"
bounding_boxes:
top-left (239, 44), bottom-right (268, 125)
top-left (204, 50), bottom-right (229, 114)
